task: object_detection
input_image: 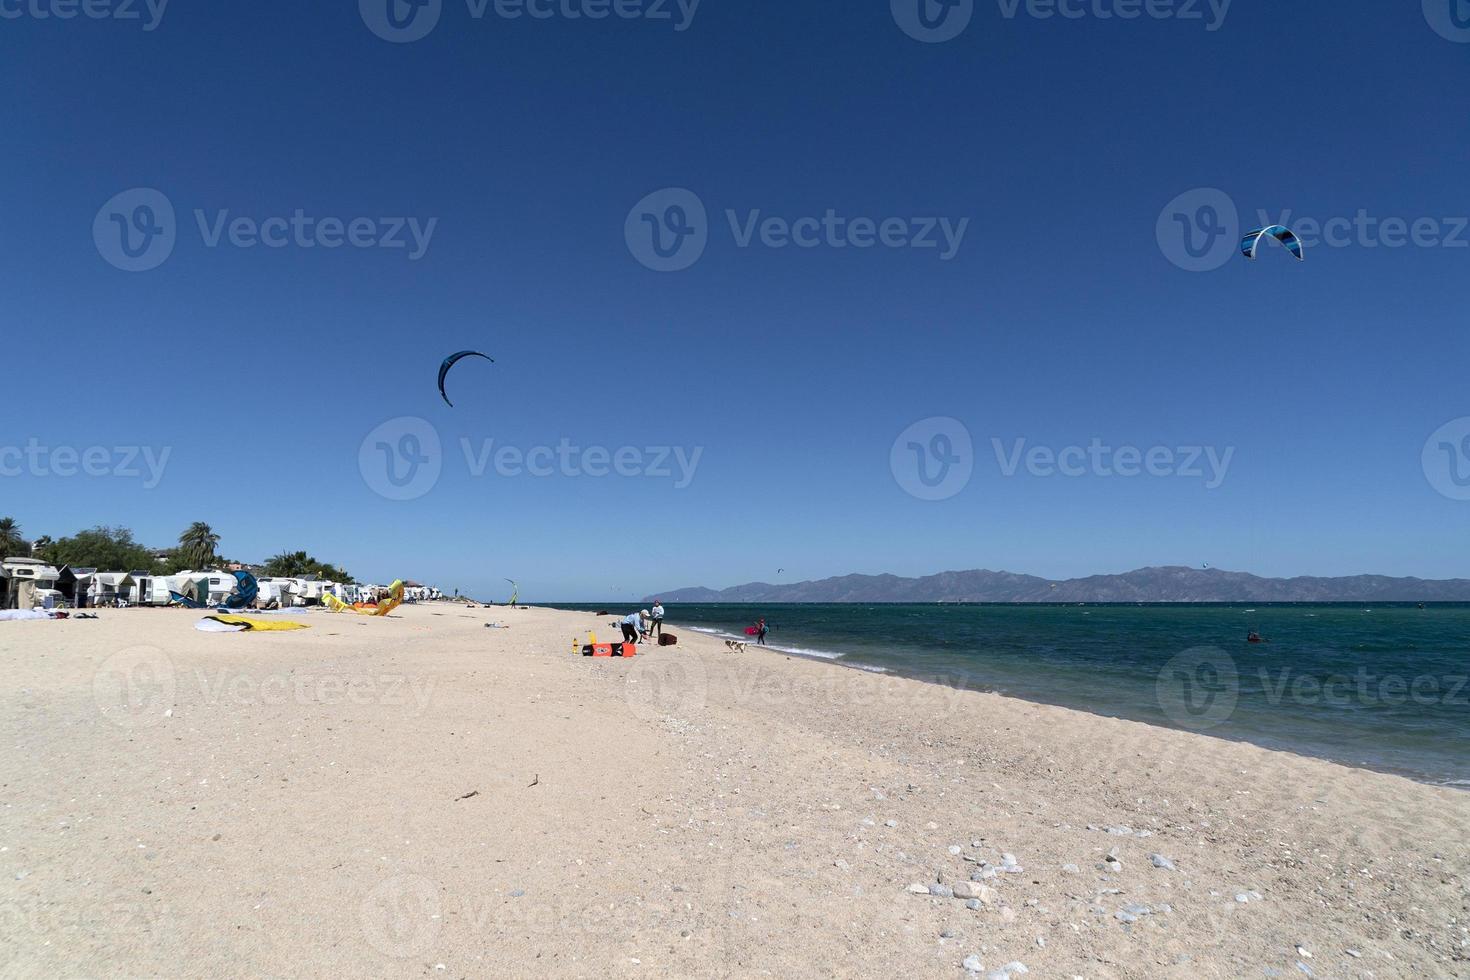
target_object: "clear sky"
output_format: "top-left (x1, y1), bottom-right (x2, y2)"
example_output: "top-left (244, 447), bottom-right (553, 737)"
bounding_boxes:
top-left (2, 1), bottom-right (1467, 599)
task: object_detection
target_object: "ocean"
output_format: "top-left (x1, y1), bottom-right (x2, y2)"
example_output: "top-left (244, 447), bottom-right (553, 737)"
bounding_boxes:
top-left (552, 602), bottom-right (1470, 787)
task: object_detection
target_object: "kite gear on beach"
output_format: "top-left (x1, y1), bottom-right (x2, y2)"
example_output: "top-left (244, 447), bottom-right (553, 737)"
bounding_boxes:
top-left (195, 614), bottom-right (309, 632)
top-left (223, 570), bottom-right (259, 609)
top-left (437, 350), bottom-right (494, 407)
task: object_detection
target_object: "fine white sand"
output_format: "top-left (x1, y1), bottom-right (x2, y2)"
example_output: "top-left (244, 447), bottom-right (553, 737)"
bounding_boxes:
top-left (2, 603), bottom-right (1466, 978)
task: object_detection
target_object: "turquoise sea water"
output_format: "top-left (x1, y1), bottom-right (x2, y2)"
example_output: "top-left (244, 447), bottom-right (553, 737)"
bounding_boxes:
top-left (553, 603), bottom-right (1470, 786)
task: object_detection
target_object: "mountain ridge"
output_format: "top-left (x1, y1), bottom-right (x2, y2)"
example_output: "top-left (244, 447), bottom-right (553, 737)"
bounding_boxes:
top-left (646, 566), bottom-right (1470, 603)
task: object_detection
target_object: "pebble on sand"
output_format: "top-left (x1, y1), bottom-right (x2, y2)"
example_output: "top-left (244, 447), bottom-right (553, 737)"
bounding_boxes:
top-left (962, 954), bottom-right (983, 973)
top-left (1149, 853), bottom-right (1176, 870)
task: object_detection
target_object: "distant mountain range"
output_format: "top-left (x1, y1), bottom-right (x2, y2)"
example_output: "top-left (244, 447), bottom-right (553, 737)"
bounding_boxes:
top-left (647, 566), bottom-right (1470, 604)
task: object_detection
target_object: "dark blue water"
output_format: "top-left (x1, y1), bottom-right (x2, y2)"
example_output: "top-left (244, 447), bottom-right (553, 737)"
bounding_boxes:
top-left (553, 603), bottom-right (1470, 786)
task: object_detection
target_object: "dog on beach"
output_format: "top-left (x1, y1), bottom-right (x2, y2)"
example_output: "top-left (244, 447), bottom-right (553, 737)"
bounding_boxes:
top-left (724, 639), bottom-right (747, 653)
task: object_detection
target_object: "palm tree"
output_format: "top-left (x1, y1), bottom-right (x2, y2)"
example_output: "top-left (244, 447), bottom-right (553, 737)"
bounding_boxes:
top-left (265, 550), bottom-right (312, 577)
top-left (178, 522), bottom-right (221, 570)
top-left (0, 517), bottom-right (25, 559)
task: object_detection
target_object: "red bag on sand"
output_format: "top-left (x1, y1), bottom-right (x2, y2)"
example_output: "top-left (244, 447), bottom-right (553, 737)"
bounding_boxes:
top-left (658, 632), bottom-right (677, 646)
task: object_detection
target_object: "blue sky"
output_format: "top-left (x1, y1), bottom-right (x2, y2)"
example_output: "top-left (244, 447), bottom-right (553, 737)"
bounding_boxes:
top-left (2, 1), bottom-right (1467, 599)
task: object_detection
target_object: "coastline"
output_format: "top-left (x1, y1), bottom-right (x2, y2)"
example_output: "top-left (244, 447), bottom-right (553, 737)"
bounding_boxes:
top-left (3, 603), bottom-right (1466, 977)
top-left (561, 603), bottom-right (1470, 790)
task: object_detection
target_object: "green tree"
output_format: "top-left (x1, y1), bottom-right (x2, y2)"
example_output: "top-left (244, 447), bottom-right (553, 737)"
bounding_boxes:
top-left (177, 522), bottom-right (221, 570)
top-left (263, 550), bottom-right (354, 583)
top-left (30, 535), bottom-right (55, 561)
top-left (47, 527), bottom-right (157, 572)
top-left (0, 517), bottom-right (26, 558)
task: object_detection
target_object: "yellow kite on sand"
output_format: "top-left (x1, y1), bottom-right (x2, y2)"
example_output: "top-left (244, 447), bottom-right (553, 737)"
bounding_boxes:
top-left (323, 580), bottom-right (405, 617)
top-left (196, 614), bottom-right (310, 633)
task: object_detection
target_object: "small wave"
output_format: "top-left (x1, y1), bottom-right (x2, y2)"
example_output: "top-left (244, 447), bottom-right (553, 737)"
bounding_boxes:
top-left (682, 627), bottom-right (887, 672)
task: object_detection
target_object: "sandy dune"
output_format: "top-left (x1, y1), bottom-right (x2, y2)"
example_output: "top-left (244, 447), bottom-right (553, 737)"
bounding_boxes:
top-left (1, 603), bottom-right (1466, 978)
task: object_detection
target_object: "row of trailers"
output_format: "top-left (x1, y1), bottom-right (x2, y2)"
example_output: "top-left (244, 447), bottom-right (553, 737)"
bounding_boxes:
top-left (0, 559), bottom-right (344, 609)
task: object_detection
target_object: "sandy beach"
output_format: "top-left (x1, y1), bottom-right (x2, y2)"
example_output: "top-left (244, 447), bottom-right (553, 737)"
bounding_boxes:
top-left (1, 603), bottom-right (1466, 978)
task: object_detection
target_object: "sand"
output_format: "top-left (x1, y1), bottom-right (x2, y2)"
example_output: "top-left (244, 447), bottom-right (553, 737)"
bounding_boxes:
top-left (1, 603), bottom-right (1466, 978)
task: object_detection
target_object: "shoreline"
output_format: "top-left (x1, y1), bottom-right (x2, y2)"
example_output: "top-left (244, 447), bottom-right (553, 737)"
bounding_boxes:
top-left (563, 605), bottom-right (1470, 791)
top-left (4, 602), bottom-right (1466, 977)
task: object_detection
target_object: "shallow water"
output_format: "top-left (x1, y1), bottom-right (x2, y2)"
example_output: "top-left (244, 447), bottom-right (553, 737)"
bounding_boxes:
top-left (554, 602), bottom-right (1470, 786)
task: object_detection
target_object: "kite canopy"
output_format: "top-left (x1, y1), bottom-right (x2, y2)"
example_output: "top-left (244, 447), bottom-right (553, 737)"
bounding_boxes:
top-left (1240, 225), bottom-right (1305, 261)
top-left (223, 570), bottom-right (259, 609)
top-left (505, 579), bottom-right (519, 605)
top-left (438, 350), bottom-right (494, 407)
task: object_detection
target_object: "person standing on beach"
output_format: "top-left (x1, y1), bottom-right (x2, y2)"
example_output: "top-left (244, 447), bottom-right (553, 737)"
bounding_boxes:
top-left (756, 618), bottom-right (768, 645)
top-left (650, 600), bottom-right (665, 640)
